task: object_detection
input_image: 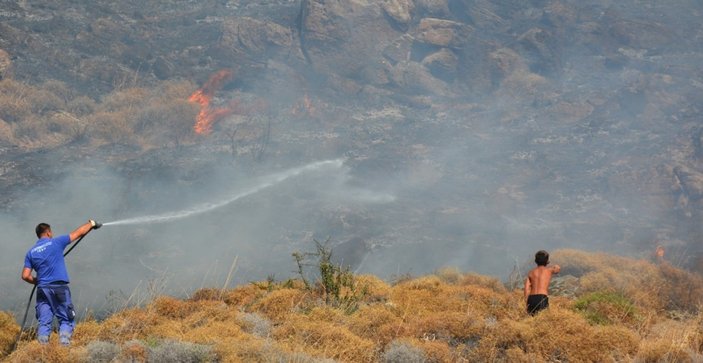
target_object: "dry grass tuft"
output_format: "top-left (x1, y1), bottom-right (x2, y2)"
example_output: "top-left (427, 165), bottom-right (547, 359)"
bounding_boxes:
top-left (274, 314), bottom-right (377, 362)
top-left (0, 311), bottom-right (19, 357)
top-left (469, 306), bottom-right (640, 362)
top-left (251, 288), bottom-right (309, 322)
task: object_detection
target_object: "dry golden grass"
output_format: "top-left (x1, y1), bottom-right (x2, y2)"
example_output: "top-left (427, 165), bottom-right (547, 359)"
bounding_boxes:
top-left (274, 313), bottom-right (377, 362)
top-left (0, 77), bottom-right (200, 150)
top-left (4, 249), bottom-right (703, 362)
top-left (0, 311), bottom-right (19, 358)
top-left (553, 249), bottom-right (703, 312)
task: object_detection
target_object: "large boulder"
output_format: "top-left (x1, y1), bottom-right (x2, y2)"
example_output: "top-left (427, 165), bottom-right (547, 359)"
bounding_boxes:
top-left (414, 18), bottom-right (473, 49)
top-left (416, 0), bottom-right (450, 18)
top-left (382, 0), bottom-right (415, 28)
top-left (221, 17), bottom-right (293, 56)
top-left (421, 48), bottom-right (458, 81)
top-left (390, 60), bottom-right (451, 96)
top-left (300, 0), bottom-right (401, 80)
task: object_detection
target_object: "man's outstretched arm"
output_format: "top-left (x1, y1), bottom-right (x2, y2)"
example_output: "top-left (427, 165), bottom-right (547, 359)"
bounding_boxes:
top-left (68, 220), bottom-right (100, 243)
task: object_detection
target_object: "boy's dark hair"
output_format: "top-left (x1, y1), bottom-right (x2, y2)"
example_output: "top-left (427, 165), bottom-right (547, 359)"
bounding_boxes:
top-left (535, 250), bottom-right (549, 266)
top-left (35, 223), bottom-right (51, 238)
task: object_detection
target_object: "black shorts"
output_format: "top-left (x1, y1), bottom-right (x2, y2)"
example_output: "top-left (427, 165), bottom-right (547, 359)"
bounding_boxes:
top-left (527, 294), bottom-right (549, 315)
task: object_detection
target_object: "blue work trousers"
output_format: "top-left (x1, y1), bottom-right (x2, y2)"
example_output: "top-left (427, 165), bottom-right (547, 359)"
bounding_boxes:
top-left (35, 283), bottom-right (75, 338)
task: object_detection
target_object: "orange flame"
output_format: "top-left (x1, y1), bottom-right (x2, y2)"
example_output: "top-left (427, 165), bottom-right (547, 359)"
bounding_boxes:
top-left (189, 69), bottom-right (235, 134)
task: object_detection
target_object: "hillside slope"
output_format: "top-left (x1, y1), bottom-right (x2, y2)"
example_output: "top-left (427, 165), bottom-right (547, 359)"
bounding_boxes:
top-left (3, 249), bottom-right (702, 362)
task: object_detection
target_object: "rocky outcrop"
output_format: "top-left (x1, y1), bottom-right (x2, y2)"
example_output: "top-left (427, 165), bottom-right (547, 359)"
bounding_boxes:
top-left (382, 0), bottom-right (415, 28)
top-left (221, 17), bottom-right (293, 56)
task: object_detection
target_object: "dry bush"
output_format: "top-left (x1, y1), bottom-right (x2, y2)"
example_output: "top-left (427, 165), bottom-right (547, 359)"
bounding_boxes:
top-left (96, 307), bottom-right (160, 342)
top-left (222, 284), bottom-right (267, 308)
top-left (411, 339), bottom-right (453, 362)
top-left (71, 319), bottom-right (102, 346)
top-left (66, 96), bottom-right (97, 117)
top-left (251, 288), bottom-right (308, 322)
top-left (355, 274), bottom-right (391, 302)
top-left (347, 305), bottom-right (403, 345)
top-left (237, 312), bottom-right (272, 338)
top-left (382, 339), bottom-right (427, 363)
top-left (41, 79), bottom-right (75, 103)
top-left (152, 296), bottom-right (197, 319)
top-left (635, 314), bottom-right (703, 363)
top-left (434, 267), bottom-right (463, 284)
top-left (85, 340), bottom-right (120, 362)
top-left (26, 88), bottom-right (64, 115)
top-left (119, 339), bottom-right (148, 362)
top-left (0, 117), bottom-right (14, 145)
top-left (657, 263), bottom-right (703, 311)
top-left (458, 273), bottom-right (507, 293)
top-left (0, 79), bottom-right (32, 123)
top-left (5, 340), bottom-right (87, 363)
top-left (469, 307), bottom-right (640, 362)
top-left (274, 314), bottom-right (377, 362)
top-left (190, 288), bottom-right (222, 302)
top-left (148, 339), bottom-right (216, 362)
top-left (0, 311), bottom-right (19, 358)
top-left (553, 249), bottom-right (703, 312)
top-left (87, 111), bottom-right (137, 145)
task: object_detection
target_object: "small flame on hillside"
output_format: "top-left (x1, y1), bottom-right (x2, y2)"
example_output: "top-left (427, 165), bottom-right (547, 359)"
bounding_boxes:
top-left (189, 69), bottom-right (235, 134)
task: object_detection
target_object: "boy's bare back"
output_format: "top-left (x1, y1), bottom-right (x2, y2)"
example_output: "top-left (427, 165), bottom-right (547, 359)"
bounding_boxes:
top-left (525, 265), bottom-right (560, 296)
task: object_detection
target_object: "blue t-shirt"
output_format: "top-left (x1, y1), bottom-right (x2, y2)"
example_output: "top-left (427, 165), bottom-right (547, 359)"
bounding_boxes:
top-left (24, 234), bottom-right (72, 285)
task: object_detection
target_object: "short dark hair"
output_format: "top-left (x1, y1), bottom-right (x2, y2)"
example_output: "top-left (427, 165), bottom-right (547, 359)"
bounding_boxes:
top-left (535, 250), bottom-right (549, 266)
top-left (35, 223), bottom-right (51, 238)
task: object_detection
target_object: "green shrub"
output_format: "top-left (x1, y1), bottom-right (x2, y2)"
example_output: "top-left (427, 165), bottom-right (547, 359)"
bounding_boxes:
top-left (574, 291), bottom-right (639, 325)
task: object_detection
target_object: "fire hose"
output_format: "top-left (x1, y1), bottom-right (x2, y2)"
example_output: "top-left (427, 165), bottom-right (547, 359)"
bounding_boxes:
top-left (12, 222), bottom-right (101, 351)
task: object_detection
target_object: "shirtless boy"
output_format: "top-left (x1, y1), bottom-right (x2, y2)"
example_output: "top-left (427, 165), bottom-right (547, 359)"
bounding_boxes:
top-left (524, 250), bottom-right (560, 315)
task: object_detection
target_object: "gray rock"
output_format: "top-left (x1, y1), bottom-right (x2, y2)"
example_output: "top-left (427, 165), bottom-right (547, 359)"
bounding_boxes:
top-left (421, 48), bottom-right (458, 81)
top-left (390, 61), bottom-right (451, 96)
top-left (414, 18), bottom-right (473, 49)
top-left (221, 17), bottom-right (293, 56)
top-left (382, 0), bottom-right (415, 27)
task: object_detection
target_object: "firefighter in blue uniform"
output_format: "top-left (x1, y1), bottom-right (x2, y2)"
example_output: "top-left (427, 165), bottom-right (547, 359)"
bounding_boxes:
top-left (21, 220), bottom-right (101, 345)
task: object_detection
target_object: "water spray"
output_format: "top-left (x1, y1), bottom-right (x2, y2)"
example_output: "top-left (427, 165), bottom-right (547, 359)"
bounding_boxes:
top-left (102, 159), bottom-right (345, 227)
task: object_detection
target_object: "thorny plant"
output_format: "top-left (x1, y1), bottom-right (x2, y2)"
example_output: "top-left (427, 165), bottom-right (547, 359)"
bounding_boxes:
top-left (293, 238), bottom-right (368, 314)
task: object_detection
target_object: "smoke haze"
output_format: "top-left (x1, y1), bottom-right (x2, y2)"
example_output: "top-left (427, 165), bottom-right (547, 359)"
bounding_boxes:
top-left (1, 0), bottom-right (702, 319)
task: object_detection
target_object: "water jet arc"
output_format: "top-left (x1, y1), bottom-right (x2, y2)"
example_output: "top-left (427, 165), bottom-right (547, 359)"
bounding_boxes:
top-left (102, 159), bottom-right (344, 227)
